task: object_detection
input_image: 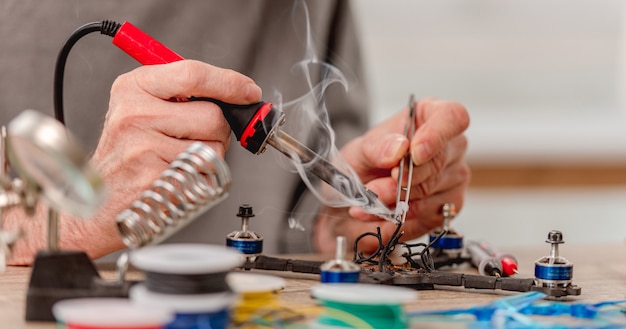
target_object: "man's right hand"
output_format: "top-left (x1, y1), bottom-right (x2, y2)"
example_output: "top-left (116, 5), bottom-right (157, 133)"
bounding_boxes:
top-left (6, 60), bottom-right (262, 265)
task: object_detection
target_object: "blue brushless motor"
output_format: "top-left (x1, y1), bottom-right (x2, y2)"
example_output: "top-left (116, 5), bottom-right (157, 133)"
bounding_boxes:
top-left (226, 204), bottom-right (263, 259)
top-left (320, 236), bottom-right (360, 283)
top-left (428, 203), bottom-right (463, 257)
top-left (534, 230), bottom-right (574, 288)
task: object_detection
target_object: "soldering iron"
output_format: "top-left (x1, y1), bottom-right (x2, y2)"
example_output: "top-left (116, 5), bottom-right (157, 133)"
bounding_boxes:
top-left (54, 20), bottom-right (394, 219)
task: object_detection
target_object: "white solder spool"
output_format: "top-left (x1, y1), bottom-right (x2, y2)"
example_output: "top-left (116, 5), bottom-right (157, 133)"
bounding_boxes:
top-left (129, 243), bottom-right (243, 329)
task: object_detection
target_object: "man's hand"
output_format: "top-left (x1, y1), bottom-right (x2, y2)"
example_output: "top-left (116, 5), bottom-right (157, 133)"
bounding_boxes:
top-left (5, 60), bottom-right (262, 264)
top-left (314, 98), bottom-right (470, 254)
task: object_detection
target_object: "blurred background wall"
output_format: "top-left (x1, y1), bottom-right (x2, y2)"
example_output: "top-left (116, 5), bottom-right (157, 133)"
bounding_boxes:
top-left (353, 0), bottom-right (626, 248)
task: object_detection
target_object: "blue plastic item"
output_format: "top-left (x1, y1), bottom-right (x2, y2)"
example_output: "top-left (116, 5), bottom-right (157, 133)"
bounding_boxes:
top-left (408, 291), bottom-right (547, 321)
top-left (519, 299), bottom-right (626, 318)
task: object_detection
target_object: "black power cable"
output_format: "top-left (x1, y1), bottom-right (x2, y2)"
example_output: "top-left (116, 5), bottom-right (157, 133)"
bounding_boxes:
top-left (53, 20), bottom-right (121, 125)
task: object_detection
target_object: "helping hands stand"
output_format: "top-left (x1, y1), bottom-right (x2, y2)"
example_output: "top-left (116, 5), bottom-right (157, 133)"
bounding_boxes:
top-left (24, 210), bottom-right (132, 321)
top-left (0, 110), bottom-right (131, 321)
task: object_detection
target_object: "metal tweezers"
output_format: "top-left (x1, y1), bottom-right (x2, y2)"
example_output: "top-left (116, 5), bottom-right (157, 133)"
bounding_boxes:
top-left (394, 94), bottom-right (416, 224)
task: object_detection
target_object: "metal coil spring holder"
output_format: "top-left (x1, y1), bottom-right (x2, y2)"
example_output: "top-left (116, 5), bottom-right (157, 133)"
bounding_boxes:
top-left (116, 142), bottom-right (231, 248)
top-left (534, 230), bottom-right (574, 288)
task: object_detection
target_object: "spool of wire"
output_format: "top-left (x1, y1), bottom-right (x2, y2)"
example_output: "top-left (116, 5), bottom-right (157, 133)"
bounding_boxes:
top-left (129, 243), bottom-right (242, 329)
top-left (116, 142), bottom-right (231, 248)
top-left (130, 286), bottom-right (236, 329)
top-left (311, 283), bottom-right (417, 329)
top-left (52, 298), bottom-right (172, 329)
top-left (226, 272), bottom-right (286, 324)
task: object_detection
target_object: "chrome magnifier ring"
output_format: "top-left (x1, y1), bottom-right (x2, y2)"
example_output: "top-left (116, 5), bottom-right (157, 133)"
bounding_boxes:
top-left (6, 110), bottom-right (105, 217)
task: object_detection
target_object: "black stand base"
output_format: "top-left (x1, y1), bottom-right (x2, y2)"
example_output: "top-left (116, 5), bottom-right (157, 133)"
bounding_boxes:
top-left (25, 250), bottom-right (132, 322)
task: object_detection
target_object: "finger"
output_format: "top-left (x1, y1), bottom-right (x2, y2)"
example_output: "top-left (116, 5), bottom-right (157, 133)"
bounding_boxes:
top-left (107, 87), bottom-right (232, 147)
top-left (140, 136), bottom-right (227, 163)
top-left (410, 159), bottom-right (471, 199)
top-left (400, 183), bottom-right (467, 238)
top-left (97, 134), bottom-right (226, 187)
top-left (349, 135), bottom-right (467, 215)
top-left (349, 158), bottom-right (470, 221)
top-left (348, 175), bottom-right (398, 221)
top-left (392, 134), bottom-right (468, 191)
top-left (411, 98), bottom-right (470, 165)
top-left (341, 134), bottom-right (409, 182)
top-left (130, 60), bottom-right (262, 104)
top-left (137, 101), bottom-right (232, 145)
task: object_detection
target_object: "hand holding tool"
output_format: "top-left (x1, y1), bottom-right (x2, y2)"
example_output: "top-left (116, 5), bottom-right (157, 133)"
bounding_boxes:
top-left (110, 21), bottom-right (394, 220)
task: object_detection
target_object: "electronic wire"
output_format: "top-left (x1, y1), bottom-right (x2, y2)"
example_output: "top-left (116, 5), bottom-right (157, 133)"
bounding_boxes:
top-left (143, 271), bottom-right (230, 295)
top-left (54, 20), bottom-right (120, 124)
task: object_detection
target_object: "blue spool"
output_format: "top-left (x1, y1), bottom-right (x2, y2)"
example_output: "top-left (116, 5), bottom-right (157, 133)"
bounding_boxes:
top-left (535, 262), bottom-right (573, 281)
top-left (130, 285), bottom-right (237, 329)
top-left (321, 270), bottom-right (360, 283)
top-left (227, 238), bottom-right (263, 255)
top-left (166, 310), bottom-right (230, 329)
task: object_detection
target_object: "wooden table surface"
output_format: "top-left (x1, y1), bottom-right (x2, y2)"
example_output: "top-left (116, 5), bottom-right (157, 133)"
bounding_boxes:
top-left (1, 243), bottom-right (625, 328)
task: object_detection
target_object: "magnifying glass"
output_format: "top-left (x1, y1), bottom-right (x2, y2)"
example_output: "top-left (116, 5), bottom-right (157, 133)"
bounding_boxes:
top-left (5, 110), bottom-right (105, 218)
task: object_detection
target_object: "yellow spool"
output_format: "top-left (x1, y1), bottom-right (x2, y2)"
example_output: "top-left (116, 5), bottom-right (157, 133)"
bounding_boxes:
top-left (235, 290), bottom-right (283, 324)
top-left (226, 272), bottom-right (286, 324)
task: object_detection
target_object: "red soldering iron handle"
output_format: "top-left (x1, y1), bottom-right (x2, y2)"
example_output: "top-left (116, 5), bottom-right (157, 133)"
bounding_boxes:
top-left (112, 21), bottom-right (184, 65)
top-left (109, 21), bottom-right (283, 155)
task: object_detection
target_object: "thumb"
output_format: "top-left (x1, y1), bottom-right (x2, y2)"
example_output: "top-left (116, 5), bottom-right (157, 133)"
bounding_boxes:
top-left (132, 60), bottom-right (262, 104)
top-left (342, 133), bottom-right (409, 183)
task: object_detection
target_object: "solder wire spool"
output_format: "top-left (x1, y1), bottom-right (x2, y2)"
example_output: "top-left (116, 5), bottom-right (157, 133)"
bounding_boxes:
top-left (116, 142), bottom-right (231, 249)
top-left (52, 298), bottom-right (173, 329)
top-left (226, 272), bottom-right (287, 325)
top-left (311, 283), bottom-right (417, 329)
top-left (129, 244), bottom-right (243, 329)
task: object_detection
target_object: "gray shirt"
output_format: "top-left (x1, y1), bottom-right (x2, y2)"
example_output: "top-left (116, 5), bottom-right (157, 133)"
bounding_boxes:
top-left (0, 0), bottom-right (368, 255)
